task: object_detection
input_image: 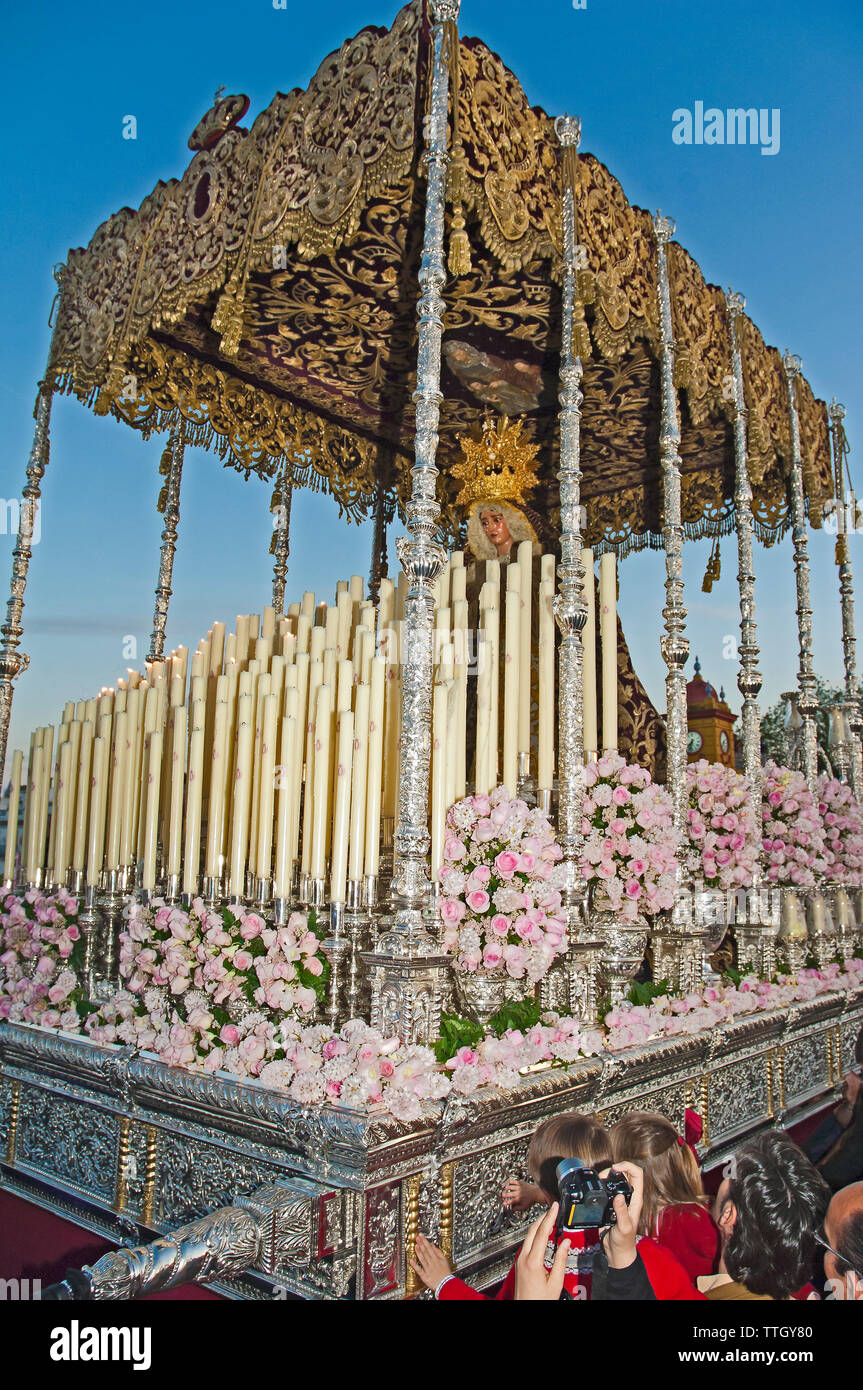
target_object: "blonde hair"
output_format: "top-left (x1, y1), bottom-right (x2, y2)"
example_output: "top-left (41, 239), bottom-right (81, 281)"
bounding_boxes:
top-left (610, 1110), bottom-right (706, 1236)
top-left (466, 499), bottom-right (540, 562)
top-left (528, 1111), bottom-right (611, 1200)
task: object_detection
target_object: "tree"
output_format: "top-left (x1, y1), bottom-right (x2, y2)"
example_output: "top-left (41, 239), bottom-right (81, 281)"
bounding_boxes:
top-left (760, 676), bottom-right (844, 766)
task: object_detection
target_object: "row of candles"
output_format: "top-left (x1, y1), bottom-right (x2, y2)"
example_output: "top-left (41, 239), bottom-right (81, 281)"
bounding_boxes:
top-left (3, 547), bottom-right (619, 900)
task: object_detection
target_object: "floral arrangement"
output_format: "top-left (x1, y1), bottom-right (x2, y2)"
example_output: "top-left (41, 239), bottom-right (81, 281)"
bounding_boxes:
top-left (581, 754), bottom-right (680, 919)
top-left (761, 762), bottom-right (832, 888)
top-left (438, 787), bottom-right (567, 982)
top-left (0, 888), bottom-right (86, 1030)
top-left (86, 1003), bottom-right (447, 1122)
top-left (117, 897), bottom-right (328, 1019)
top-left (685, 759), bottom-right (760, 890)
top-left (816, 775), bottom-right (863, 888)
top-left (4, 891), bottom-right (863, 1125)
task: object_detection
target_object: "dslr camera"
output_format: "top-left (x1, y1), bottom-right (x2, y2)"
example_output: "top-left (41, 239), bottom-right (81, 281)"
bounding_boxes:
top-left (554, 1157), bottom-right (632, 1239)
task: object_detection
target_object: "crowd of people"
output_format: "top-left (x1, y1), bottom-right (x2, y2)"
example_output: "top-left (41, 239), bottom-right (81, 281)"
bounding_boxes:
top-left (410, 1058), bottom-right (863, 1302)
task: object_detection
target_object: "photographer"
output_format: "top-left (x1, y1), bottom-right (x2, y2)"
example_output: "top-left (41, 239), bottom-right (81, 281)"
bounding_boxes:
top-left (411, 1111), bottom-right (610, 1300)
top-left (514, 1162), bottom-right (704, 1300)
top-left (698, 1130), bottom-right (830, 1300)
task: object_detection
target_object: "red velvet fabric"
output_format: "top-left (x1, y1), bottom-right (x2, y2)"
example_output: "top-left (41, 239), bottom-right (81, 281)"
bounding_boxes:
top-left (0, 1190), bottom-right (223, 1299)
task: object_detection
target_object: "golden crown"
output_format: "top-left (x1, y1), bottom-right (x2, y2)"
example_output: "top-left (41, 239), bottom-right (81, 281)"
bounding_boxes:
top-left (451, 415), bottom-right (540, 509)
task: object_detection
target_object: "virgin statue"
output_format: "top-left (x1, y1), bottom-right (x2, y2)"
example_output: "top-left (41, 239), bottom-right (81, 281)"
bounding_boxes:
top-left (451, 414), bottom-right (667, 784)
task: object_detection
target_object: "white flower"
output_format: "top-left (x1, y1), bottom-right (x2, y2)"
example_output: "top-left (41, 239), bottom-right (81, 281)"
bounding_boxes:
top-left (259, 1060), bottom-right (295, 1090)
top-left (290, 1071), bottom-right (327, 1104)
top-left (385, 1087), bottom-right (423, 1123)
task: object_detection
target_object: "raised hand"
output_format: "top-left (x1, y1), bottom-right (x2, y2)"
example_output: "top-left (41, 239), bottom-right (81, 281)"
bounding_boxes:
top-left (514, 1202), bottom-right (571, 1300)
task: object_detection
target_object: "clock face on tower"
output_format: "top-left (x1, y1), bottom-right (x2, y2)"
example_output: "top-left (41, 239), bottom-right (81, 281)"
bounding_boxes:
top-left (687, 730), bottom-right (703, 754)
top-left (720, 730), bottom-right (730, 754)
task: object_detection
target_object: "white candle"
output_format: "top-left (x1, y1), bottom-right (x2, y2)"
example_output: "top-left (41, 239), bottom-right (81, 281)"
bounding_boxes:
top-left (451, 565), bottom-right (466, 604)
top-left (166, 704), bottom-right (187, 878)
top-left (104, 712), bottom-right (127, 872)
top-left (301, 590), bottom-right (316, 618)
top-left (52, 742), bottom-right (72, 884)
top-left (274, 688), bottom-right (299, 899)
top-left (475, 631), bottom-right (492, 798)
top-left (452, 599), bottom-right (469, 800)
top-left (62, 721), bottom-right (82, 870)
top-left (205, 698), bottom-right (229, 878)
top-left (256, 692), bottom-right (279, 882)
top-left (484, 591), bottom-right (500, 790)
top-left (24, 744), bottom-right (45, 882)
top-left (3, 748), bottom-right (23, 882)
top-left (85, 737), bottom-right (108, 887)
top-left (364, 655), bottom-right (386, 878)
top-left (599, 551), bottom-right (617, 753)
top-left (504, 579), bottom-right (520, 794)
top-left (228, 718), bottom-right (253, 898)
top-left (142, 731), bottom-right (163, 892)
top-left (72, 722), bottom-right (94, 874)
top-left (348, 682), bottom-right (370, 884)
top-left (538, 577), bottom-right (556, 792)
top-left (182, 728), bottom-right (205, 896)
top-left (378, 577), bottom-right (394, 633)
top-left (330, 709), bottom-right (354, 904)
top-left (517, 540), bottom-right (533, 759)
top-left (301, 661), bottom-right (324, 876)
top-left (310, 683), bottom-right (332, 882)
top-left (582, 548), bottom-right (597, 758)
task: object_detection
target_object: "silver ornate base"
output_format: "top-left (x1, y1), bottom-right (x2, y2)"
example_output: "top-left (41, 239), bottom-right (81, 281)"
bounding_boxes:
top-left (2, 985), bottom-right (860, 1298)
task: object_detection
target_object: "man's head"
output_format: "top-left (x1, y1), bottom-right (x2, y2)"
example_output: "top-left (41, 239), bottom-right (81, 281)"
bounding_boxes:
top-left (714, 1130), bottom-right (830, 1299)
top-left (822, 1181), bottom-right (863, 1300)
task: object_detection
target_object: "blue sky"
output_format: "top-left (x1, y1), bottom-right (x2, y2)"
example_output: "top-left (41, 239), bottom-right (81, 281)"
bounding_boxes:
top-left (1, 0), bottom-right (861, 772)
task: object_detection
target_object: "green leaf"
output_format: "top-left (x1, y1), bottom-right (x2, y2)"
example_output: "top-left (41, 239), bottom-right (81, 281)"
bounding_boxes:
top-left (626, 978), bottom-right (670, 1007)
top-left (487, 996), bottom-right (541, 1037)
top-left (433, 1010), bottom-right (484, 1065)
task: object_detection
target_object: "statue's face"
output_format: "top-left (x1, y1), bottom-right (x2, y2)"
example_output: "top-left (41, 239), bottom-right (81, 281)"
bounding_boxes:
top-left (479, 507), bottom-right (513, 555)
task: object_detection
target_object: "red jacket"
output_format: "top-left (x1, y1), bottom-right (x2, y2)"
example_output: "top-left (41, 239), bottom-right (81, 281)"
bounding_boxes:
top-left (437, 1236), bottom-right (704, 1301)
top-left (655, 1202), bottom-right (720, 1283)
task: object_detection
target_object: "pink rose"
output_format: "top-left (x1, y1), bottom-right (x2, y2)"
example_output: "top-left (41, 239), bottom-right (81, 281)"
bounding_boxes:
top-left (440, 897), bottom-right (466, 925)
top-left (444, 836), bottom-right (467, 861)
top-left (466, 890), bottom-right (490, 914)
top-left (490, 913), bottom-right (511, 937)
top-left (219, 1024), bottom-right (240, 1046)
top-left (494, 851), bottom-right (520, 880)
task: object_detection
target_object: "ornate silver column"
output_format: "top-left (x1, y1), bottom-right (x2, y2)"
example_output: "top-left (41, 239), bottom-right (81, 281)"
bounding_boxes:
top-left (363, 0), bottom-right (456, 1045)
top-left (653, 215), bottom-right (690, 830)
top-left (651, 214), bottom-right (698, 993)
top-left (783, 352), bottom-right (818, 790)
top-left (829, 400), bottom-right (863, 795)
top-left (726, 292), bottom-right (763, 798)
top-left (270, 466), bottom-right (293, 615)
top-left (147, 423), bottom-right (185, 663)
top-left (0, 265), bottom-right (63, 784)
top-left (546, 115), bottom-right (600, 1018)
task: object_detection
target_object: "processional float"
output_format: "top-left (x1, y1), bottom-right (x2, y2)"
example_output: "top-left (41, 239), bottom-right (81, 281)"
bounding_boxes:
top-left (1, 0), bottom-right (861, 1300)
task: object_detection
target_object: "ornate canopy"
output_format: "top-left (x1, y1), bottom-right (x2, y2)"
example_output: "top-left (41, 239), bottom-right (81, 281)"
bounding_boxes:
top-left (50, 0), bottom-right (832, 550)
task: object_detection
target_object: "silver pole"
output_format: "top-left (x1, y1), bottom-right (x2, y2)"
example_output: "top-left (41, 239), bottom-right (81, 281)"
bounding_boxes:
top-left (653, 214), bottom-right (690, 833)
top-left (148, 422), bottom-right (185, 663)
top-left (553, 115), bottom-right (587, 926)
top-left (783, 352), bottom-right (818, 789)
top-left (726, 291), bottom-right (763, 802)
top-left (0, 265), bottom-right (64, 784)
top-left (829, 400), bottom-right (862, 794)
top-left (363, 0), bottom-right (457, 1044)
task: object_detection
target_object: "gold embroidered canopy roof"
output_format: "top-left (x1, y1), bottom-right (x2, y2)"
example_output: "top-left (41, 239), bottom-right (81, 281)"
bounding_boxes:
top-left (49, 0), bottom-right (833, 548)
